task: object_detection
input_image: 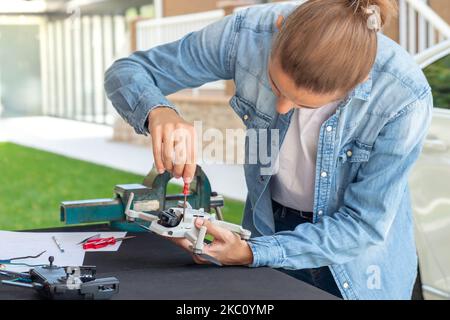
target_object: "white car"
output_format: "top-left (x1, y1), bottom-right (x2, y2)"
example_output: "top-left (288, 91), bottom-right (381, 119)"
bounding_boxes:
top-left (411, 40), bottom-right (450, 300)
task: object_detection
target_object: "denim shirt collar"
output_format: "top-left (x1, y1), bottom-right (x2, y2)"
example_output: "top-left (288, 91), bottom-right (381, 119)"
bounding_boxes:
top-left (349, 69), bottom-right (373, 101)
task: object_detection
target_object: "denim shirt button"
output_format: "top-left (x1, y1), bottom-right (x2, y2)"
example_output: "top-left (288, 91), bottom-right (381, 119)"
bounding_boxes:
top-left (326, 126), bottom-right (333, 132)
top-left (343, 282), bottom-right (349, 289)
top-left (346, 150), bottom-right (353, 157)
top-left (318, 210), bottom-right (323, 216)
top-left (321, 171), bottom-right (328, 178)
top-left (243, 114), bottom-right (249, 121)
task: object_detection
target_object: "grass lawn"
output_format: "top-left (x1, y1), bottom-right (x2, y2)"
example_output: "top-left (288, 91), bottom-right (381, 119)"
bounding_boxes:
top-left (0, 143), bottom-right (245, 230)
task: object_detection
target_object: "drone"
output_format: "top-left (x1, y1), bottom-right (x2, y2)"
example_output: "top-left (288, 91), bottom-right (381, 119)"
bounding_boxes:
top-left (0, 256), bottom-right (119, 300)
top-left (124, 192), bottom-right (251, 265)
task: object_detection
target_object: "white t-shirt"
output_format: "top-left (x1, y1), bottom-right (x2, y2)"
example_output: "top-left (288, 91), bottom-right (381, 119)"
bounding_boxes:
top-left (270, 100), bottom-right (341, 212)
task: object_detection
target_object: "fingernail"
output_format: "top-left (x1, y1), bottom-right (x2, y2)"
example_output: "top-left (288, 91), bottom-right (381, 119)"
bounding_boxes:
top-left (185, 177), bottom-right (192, 184)
top-left (158, 169), bottom-right (164, 174)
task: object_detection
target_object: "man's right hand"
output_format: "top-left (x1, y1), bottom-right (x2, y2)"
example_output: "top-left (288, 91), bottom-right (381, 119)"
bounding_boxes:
top-left (148, 107), bottom-right (197, 183)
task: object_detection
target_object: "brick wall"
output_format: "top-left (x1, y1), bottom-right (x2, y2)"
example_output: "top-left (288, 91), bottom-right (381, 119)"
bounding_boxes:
top-left (112, 91), bottom-right (247, 163)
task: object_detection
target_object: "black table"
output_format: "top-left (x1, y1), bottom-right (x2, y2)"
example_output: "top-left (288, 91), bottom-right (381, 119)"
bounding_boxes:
top-left (0, 225), bottom-right (339, 300)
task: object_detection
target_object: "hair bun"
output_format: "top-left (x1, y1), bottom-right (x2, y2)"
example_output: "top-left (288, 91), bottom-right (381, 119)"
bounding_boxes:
top-left (365, 4), bottom-right (382, 31)
top-left (348, 0), bottom-right (398, 29)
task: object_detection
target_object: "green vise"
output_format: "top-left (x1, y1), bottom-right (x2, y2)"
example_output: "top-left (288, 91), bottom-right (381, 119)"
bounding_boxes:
top-left (60, 165), bottom-right (224, 232)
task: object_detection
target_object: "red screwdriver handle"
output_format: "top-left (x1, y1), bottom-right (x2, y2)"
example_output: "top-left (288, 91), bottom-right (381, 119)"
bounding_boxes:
top-left (183, 183), bottom-right (189, 195)
top-left (83, 237), bottom-right (117, 250)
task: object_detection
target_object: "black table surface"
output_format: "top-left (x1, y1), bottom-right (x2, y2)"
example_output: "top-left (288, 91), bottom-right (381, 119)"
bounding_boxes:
top-left (0, 224), bottom-right (338, 300)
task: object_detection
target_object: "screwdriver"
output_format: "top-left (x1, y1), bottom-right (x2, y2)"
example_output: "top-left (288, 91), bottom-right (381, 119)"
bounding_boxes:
top-left (182, 182), bottom-right (190, 221)
top-left (82, 236), bottom-right (136, 250)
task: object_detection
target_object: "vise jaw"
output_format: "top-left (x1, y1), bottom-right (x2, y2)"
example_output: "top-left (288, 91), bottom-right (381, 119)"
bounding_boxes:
top-left (60, 165), bottom-right (224, 232)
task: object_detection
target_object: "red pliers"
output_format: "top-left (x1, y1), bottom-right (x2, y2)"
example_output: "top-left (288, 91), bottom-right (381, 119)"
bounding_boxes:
top-left (82, 236), bottom-right (136, 250)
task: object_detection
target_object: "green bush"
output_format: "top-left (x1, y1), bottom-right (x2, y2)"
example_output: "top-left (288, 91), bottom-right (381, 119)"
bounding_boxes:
top-left (423, 54), bottom-right (450, 109)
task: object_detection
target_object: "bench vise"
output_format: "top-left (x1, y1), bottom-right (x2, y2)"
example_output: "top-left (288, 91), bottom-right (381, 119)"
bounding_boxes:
top-left (60, 166), bottom-right (224, 232)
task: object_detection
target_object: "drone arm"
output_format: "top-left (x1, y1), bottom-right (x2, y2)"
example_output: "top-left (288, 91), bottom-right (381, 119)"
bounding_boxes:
top-left (0, 270), bottom-right (31, 279)
top-left (185, 228), bottom-right (197, 244)
top-left (126, 209), bottom-right (158, 222)
top-left (212, 220), bottom-right (251, 240)
top-left (185, 226), bottom-right (207, 254)
top-left (194, 226), bottom-right (207, 254)
top-left (1, 280), bottom-right (35, 288)
top-left (124, 192), bottom-right (159, 222)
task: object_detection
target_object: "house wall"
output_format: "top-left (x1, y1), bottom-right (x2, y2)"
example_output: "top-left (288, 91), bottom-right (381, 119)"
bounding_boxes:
top-left (430, 0), bottom-right (450, 25)
top-left (375, 0), bottom-right (450, 43)
top-left (163, 0), bottom-right (219, 17)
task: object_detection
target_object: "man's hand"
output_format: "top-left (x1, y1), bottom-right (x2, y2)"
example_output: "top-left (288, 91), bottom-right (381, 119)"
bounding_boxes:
top-left (171, 218), bottom-right (254, 266)
top-left (148, 107), bottom-right (196, 183)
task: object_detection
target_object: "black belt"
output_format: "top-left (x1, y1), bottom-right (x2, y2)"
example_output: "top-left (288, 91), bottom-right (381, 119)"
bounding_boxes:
top-left (272, 200), bottom-right (314, 221)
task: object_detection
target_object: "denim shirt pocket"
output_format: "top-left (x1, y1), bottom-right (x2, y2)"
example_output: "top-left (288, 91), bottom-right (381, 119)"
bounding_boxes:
top-left (230, 95), bottom-right (272, 129)
top-left (334, 140), bottom-right (373, 194)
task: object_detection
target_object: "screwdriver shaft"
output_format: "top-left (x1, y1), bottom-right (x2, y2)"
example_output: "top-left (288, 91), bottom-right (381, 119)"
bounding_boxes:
top-left (182, 182), bottom-right (189, 222)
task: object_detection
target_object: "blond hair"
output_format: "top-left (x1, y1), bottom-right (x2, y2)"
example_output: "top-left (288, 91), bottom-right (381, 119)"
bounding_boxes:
top-left (273, 0), bottom-right (398, 94)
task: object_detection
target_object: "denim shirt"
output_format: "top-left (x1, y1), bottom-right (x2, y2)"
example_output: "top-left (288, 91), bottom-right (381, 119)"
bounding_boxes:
top-left (105, 3), bottom-right (433, 299)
